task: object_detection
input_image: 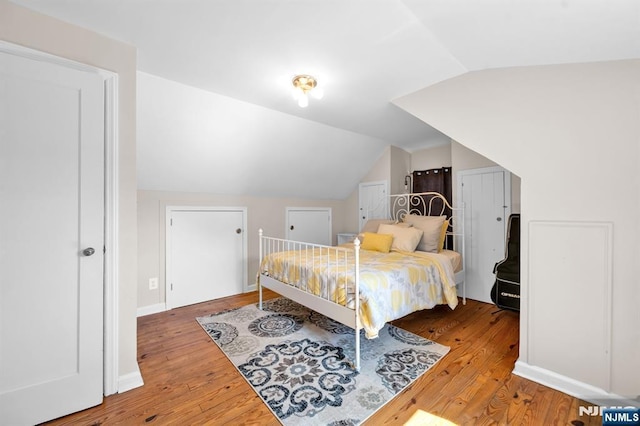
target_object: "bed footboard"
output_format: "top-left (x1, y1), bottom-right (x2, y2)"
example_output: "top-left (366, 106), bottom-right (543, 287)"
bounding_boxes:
top-left (258, 229), bottom-right (362, 370)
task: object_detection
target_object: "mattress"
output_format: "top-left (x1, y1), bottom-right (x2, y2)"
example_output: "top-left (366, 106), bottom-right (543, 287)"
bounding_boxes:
top-left (438, 249), bottom-right (463, 273)
top-left (259, 247), bottom-right (459, 339)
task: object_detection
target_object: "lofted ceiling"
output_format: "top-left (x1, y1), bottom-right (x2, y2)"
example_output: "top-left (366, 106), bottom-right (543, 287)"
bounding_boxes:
top-left (10, 0), bottom-right (640, 198)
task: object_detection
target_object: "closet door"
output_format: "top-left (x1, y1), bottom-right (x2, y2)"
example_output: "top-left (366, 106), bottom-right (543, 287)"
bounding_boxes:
top-left (286, 208), bottom-right (331, 245)
top-left (459, 167), bottom-right (511, 304)
top-left (0, 49), bottom-right (105, 424)
top-left (167, 208), bottom-right (247, 309)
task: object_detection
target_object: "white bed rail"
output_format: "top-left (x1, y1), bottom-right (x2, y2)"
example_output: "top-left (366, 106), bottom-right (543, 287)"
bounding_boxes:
top-left (258, 229), bottom-right (362, 369)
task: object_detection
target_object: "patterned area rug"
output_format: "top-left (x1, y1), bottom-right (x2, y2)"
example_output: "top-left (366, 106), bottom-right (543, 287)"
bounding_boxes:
top-left (196, 297), bottom-right (449, 425)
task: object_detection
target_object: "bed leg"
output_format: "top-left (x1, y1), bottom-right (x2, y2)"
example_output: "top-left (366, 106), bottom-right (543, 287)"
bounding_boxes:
top-left (354, 238), bottom-right (361, 371)
top-left (463, 278), bottom-right (466, 305)
top-left (355, 329), bottom-right (361, 371)
top-left (258, 228), bottom-right (263, 311)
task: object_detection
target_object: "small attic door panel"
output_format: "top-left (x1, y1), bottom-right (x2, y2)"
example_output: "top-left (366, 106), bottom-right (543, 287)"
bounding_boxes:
top-left (286, 208), bottom-right (332, 245)
top-left (166, 208), bottom-right (247, 309)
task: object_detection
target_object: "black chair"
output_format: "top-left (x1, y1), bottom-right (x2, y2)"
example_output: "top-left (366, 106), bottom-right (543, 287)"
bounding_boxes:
top-left (491, 214), bottom-right (520, 311)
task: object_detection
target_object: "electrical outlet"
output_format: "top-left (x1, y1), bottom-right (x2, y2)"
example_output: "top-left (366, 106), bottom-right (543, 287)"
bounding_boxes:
top-left (149, 277), bottom-right (158, 290)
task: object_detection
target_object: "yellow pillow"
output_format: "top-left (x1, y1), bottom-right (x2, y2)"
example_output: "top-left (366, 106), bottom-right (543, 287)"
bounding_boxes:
top-left (360, 232), bottom-right (393, 253)
top-left (438, 220), bottom-right (449, 252)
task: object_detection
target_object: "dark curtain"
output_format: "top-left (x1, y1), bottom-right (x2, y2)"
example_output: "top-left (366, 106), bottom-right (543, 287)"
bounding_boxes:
top-left (412, 167), bottom-right (453, 247)
top-left (412, 167), bottom-right (453, 207)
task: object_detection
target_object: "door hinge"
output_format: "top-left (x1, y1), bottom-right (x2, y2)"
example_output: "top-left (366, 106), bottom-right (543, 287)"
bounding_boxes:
top-left (170, 218), bottom-right (173, 226)
top-left (171, 283), bottom-right (173, 291)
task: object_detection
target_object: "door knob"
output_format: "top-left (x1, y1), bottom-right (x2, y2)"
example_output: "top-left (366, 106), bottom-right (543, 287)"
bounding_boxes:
top-left (83, 247), bottom-right (95, 256)
top-left (236, 228), bottom-right (242, 234)
top-left (496, 217), bottom-right (502, 222)
top-left (290, 225), bottom-right (294, 230)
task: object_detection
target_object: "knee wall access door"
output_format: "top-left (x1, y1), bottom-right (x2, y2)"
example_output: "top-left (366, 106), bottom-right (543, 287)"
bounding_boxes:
top-left (166, 207), bottom-right (247, 309)
top-left (286, 207), bottom-right (332, 246)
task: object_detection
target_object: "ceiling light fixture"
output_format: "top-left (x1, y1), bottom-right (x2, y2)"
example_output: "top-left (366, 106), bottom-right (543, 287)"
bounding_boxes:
top-left (292, 74), bottom-right (323, 108)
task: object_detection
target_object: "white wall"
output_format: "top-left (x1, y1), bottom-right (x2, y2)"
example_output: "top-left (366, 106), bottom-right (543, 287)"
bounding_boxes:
top-left (394, 60), bottom-right (640, 399)
top-left (390, 145), bottom-right (411, 195)
top-left (0, 1), bottom-right (139, 386)
top-left (411, 143), bottom-right (452, 170)
top-left (360, 146), bottom-right (392, 183)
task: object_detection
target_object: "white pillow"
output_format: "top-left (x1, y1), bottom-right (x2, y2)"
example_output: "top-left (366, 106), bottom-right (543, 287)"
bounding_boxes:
top-left (402, 214), bottom-right (447, 253)
top-left (377, 224), bottom-right (424, 253)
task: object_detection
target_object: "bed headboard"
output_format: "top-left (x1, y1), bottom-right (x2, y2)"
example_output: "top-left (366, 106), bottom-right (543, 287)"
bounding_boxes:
top-left (388, 192), bottom-right (464, 251)
top-left (389, 192), bottom-right (452, 221)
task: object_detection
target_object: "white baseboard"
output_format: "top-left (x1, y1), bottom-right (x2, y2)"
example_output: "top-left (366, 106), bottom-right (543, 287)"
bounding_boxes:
top-left (247, 283), bottom-right (257, 292)
top-left (118, 366), bottom-right (144, 393)
top-left (137, 303), bottom-right (166, 317)
top-left (513, 360), bottom-right (638, 406)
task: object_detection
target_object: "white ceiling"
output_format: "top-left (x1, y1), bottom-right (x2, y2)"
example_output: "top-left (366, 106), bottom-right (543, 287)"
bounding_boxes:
top-left (15, 0), bottom-right (640, 147)
top-left (10, 0), bottom-right (640, 197)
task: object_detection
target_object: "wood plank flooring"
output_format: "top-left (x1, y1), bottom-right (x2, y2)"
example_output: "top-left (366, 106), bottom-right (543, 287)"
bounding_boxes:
top-left (45, 291), bottom-right (600, 425)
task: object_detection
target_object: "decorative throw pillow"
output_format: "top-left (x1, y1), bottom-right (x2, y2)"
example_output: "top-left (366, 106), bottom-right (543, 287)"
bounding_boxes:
top-left (438, 219), bottom-right (449, 252)
top-left (402, 214), bottom-right (447, 253)
top-left (360, 232), bottom-right (393, 253)
top-left (377, 224), bottom-right (424, 253)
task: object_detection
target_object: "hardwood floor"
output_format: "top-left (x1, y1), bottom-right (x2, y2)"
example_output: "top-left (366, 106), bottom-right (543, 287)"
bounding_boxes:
top-left (46, 291), bottom-right (600, 425)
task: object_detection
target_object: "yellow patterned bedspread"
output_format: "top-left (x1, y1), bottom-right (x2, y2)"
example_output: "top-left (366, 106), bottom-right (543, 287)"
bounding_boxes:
top-left (259, 247), bottom-right (458, 339)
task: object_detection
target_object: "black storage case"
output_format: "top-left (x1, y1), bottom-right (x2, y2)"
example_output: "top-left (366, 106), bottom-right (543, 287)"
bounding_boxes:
top-left (491, 214), bottom-right (521, 311)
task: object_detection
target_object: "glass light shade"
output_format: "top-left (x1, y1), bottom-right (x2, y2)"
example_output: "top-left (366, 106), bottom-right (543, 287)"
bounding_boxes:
top-left (292, 86), bottom-right (304, 100)
top-left (291, 74), bottom-right (320, 107)
top-left (310, 87), bottom-right (324, 100)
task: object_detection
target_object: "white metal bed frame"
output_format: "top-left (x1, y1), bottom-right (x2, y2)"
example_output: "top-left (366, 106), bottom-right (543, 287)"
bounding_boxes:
top-left (389, 192), bottom-right (466, 293)
top-left (258, 192), bottom-right (465, 370)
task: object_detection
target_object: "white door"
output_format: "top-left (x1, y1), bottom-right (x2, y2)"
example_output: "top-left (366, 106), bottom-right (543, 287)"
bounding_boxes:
top-left (286, 208), bottom-right (331, 245)
top-left (0, 51), bottom-right (105, 424)
top-left (459, 167), bottom-right (511, 304)
top-left (358, 181), bottom-right (388, 231)
top-left (167, 208), bottom-right (246, 309)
